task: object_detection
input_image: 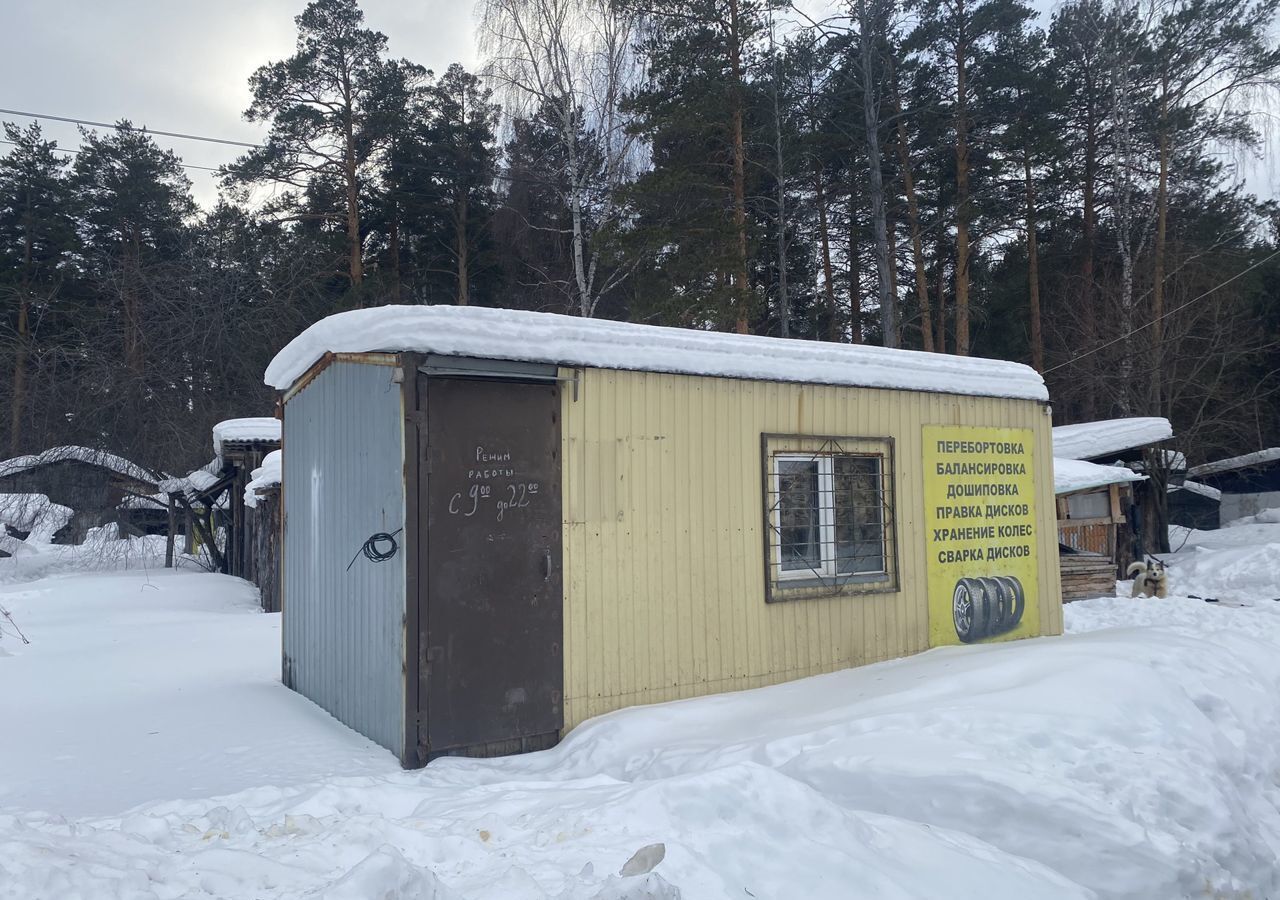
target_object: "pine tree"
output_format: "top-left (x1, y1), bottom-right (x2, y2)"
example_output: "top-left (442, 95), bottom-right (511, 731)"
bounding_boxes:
top-left (400, 64), bottom-right (500, 307)
top-left (74, 123), bottom-right (195, 379)
top-left (909, 0), bottom-right (1034, 355)
top-left (228, 0), bottom-right (418, 297)
top-left (0, 123), bottom-right (78, 454)
top-left (622, 0), bottom-right (769, 331)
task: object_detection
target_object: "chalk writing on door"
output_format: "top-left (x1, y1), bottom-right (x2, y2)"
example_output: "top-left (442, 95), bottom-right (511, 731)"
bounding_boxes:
top-left (447, 445), bottom-right (541, 521)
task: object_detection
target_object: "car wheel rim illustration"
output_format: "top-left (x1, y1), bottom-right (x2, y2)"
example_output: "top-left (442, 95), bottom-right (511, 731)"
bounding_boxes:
top-left (953, 578), bottom-right (988, 643)
top-left (953, 576), bottom-right (1024, 642)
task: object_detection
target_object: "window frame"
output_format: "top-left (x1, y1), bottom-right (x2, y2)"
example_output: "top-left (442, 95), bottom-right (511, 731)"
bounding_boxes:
top-left (761, 434), bottom-right (899, 603)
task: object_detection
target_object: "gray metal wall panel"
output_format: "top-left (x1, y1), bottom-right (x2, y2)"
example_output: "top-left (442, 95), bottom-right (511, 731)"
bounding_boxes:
top-left (282, 361), bottom-right (406, 757)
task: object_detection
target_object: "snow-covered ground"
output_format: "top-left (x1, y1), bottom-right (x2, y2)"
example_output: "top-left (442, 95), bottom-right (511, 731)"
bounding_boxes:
top-left (0, 569), bottom-right (392, 817)
top-left (3, 523), bottom-right (1280, 899)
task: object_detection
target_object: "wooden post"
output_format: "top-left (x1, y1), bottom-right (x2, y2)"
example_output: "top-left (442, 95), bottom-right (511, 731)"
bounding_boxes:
top-left (165, 493), bottom-right (177, 568)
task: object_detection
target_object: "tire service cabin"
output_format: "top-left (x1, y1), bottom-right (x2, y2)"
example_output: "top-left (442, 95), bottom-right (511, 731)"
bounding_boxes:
top-left (266, 306), bottom-right (1063, 767)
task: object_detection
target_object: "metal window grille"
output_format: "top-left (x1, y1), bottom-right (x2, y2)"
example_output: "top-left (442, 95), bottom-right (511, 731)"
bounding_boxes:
top-left (764, 438), bottom-right (897, 597)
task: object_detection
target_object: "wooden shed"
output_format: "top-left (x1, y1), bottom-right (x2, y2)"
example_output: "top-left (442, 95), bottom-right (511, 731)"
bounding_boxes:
top-left (212, 418), bottom-right (281, 588)
top-left (267, 306), bottom-right (1064, 766)
top-left (0, 446), bottom-right (159, 542)
top-left (1167, 480), bottom-right (1221, 531)
top-left (243, 450), bottom-right (282, 613)
top-left (1189, 449), bottom-right (1280, 524)
top-left (1053, 457), bottom-right (1145, 601)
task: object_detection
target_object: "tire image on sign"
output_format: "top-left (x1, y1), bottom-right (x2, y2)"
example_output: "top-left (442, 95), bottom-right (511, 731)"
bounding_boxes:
top-left (995, 575), bottom-right (1025, 631)
top-left (952, 578), bottom-right (986, 643)
top-left (952, 575), bottom-right (1025, 643)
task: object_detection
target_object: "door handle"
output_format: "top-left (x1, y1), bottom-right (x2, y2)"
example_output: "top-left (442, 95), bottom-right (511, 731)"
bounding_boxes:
top-left (543, 548), bottom-right (551, 581)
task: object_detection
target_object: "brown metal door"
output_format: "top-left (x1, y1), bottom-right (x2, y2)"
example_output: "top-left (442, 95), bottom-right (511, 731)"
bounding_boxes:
top-left (420, 375), bottom-right (563, 755)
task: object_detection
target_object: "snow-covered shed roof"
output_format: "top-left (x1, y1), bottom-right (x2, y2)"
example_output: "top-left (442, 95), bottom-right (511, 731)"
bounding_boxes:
top-left (0, 446), bottom-right (157, 487)
top-left (265, 306), bottom-right (1049, 402)
top-left (0, 492), bottom-right (73, 541)
top-left (212, 418), bottom-right (281, 455)
top-left (244, 450), bottom-right (281, 509)
top-left (1052, 417), bottom-right (1173, 462)
top-left (158, 463), bottom-right (222, 498)
top-left (1054, 458), bottom-right (1147, 496)
top-left (1169, 480), bottom-right (1221, 501)
top-left (1188, 448), bottom-right (1280, 478)
top-left (1129, 448), bottom-right (1187, 473)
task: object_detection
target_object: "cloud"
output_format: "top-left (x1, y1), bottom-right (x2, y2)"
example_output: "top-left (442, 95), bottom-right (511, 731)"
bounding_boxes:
top-left (0, 0), bottom-right (480, 207)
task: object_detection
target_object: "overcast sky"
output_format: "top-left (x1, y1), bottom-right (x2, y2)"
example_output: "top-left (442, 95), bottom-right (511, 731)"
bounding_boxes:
top-left (1, 1), bottom-right (481, 206)
top-left (2, 0), bottom-right (1275, 208)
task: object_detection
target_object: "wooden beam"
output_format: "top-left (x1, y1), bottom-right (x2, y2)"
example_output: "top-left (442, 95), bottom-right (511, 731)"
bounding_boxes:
top-left (165, 493), bottom-right (177, 568)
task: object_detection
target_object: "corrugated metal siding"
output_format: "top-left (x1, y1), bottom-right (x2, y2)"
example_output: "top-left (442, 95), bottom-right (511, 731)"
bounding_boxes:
top-left (560, 368), bottom-right (1063, 730)
top-left (282, 360), bottom-right (407, 757)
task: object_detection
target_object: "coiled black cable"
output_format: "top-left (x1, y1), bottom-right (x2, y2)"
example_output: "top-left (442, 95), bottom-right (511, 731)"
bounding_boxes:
top-left (346, 527), bottom-right (404, 572)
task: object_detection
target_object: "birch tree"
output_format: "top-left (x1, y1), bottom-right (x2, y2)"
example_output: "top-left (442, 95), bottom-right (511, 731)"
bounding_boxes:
top-left (481, 0), bottom-right (643, 317)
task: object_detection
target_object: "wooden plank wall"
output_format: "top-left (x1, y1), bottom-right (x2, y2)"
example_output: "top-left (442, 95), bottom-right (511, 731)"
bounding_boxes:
top-left (1058, 522), bottom-right (1113, 557)
top-left (254, 489), bottom-right (282, 613)
top-left (559, 369), bottom-right (1063, 730)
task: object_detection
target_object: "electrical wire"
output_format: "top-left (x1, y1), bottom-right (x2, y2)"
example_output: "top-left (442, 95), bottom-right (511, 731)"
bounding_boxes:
top-left (0, 138), bottom-right (222, 172)
top-left (0, 104), bottom-right (582, 190)
top-left (1044, 245), bottom-right (1280, 375)
top-left (0, 107), bottom-right (260, 148)
top-left (345, 527), bottom-right (404, 571)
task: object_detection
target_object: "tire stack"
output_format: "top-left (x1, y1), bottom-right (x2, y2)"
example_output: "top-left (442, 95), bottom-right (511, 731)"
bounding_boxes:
top-left (952, 575), bottom-right (1025, 643)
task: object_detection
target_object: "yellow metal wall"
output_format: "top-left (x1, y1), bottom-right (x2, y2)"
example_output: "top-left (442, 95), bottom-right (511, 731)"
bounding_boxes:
top-left (559, 368), bottom-right (1063, 730)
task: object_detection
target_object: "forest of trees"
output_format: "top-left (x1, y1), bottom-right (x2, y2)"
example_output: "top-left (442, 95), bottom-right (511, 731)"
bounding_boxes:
top-left (1, 0), bottom-right (1278, 474)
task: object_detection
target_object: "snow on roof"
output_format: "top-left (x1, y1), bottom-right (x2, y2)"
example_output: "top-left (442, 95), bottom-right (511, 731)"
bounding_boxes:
top-left (1169, 480), bottom-right (1222, 501)
top-left (1052, 417), bottom-right (1173, 461)
top-left (1054, 457), bottom-right (1147, 496)
top-left (265, 306), bottom-right (1049, 402)
top-left (0, 446), bottom-right (157, 486)
top-left (0, 492), bottom-right (73, 541)
top-left (1130, 449), bottom-right (1187, 472)
top-left (212, 418), bottom-right (281, 455)
top-left (158, 463), bottom-right (222, 499)
top-left (1188, 448), bottom-right (1280, 477)
top-left (244, 450), bottom-right (281, 509)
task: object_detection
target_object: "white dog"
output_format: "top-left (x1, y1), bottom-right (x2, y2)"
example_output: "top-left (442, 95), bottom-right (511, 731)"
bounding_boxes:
top-left (1127, 559), bottom-right (1170, 599)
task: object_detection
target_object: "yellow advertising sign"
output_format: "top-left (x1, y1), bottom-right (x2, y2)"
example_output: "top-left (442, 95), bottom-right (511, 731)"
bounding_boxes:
top-left (922, 425), bottom-right (1040, 647)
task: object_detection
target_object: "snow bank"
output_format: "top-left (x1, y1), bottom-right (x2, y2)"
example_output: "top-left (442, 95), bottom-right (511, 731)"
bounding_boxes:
top-left (1224, 508), bottom-right (1280, 527)
top-left (212, 417), bottom-right (281, 455)
top-left (7, 525), bottom-right (1280, 898)
top-left (244, 449), bottom-right (281, 508)
top-left (0, 493), bottom-right (72, 541)
top-left (1189, 447), bottom-right (1280, 477)
top-left (8, 548), bottom-right (1280, 895)
top-left (1160, 521), bottom-right (1280, 602)
top-left (0, 445), bottom-right (157, 486)
top-left (1053, 457), bottom-right (1146, 495)
top-left (0, 524), bottom-right (170, 585)
top-left (264, 305), bottom-right (1049, 402)
top-left (1052, 417), bottom-right (1172, 461)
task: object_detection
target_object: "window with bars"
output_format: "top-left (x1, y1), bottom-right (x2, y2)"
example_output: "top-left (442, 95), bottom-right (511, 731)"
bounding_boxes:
top-left (764, 436), bottom-right (897, 601)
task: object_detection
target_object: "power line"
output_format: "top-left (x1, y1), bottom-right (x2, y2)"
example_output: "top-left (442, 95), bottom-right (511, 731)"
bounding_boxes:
top-left (0, 107), bottom-right (260, 149)
top-left (0, 138), bottom-right (222, 172)
top-left (1043, 245), bottom-right (1280, 375)
top-left (0, 103), bottom-right (596, 192)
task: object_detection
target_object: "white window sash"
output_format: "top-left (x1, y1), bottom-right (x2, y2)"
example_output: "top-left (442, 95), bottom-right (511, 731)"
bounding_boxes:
top-left (772, 451), bottom-right (890, 584)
